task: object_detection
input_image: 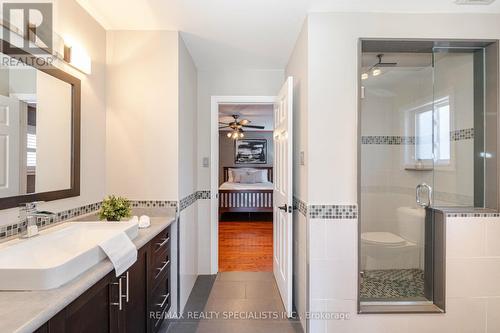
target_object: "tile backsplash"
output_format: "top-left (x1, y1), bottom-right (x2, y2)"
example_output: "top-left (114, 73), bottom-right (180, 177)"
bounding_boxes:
top-left (0, 193), bottom-right (217, 242)
top-left (0, 202), bottom-right (103, 240)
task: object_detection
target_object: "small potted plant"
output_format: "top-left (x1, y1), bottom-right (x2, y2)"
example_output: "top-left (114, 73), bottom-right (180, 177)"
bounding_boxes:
top-left (99, 195), bottom-right (132, 221)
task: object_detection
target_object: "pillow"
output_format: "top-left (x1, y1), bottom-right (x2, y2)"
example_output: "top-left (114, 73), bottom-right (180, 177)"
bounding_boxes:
top-left (229, 168), bottom-right (249, 183)
top-left (248, 169), bottom-right (268, 183)
top-left (240, 172), bottom-right (257, 184)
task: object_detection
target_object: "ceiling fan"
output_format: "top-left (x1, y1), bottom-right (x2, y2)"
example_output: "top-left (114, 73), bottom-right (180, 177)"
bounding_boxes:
top-left (219, 114), bottom-right (265, 139)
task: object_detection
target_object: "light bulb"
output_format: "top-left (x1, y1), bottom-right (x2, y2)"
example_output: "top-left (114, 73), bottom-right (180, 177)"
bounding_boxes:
top-left (361, 73), bottom-right (368, 80)
top-left (239, 132), bottom-right (244, 138)
top-left (227, 132), bottom-right (232, 138)
top-left (232, 132), bottom-right (238, 139)
top-left (372, 68), bottom-right (382, 76)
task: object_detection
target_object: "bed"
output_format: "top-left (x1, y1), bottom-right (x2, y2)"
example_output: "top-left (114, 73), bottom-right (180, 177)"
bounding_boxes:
top-left (219, 166), bottom-right (274, 215)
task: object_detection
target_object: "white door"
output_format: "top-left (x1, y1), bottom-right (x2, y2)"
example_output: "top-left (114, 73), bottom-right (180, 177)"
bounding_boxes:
top-left (273, 76), bottom-right (293, 317)
top-left (0, 95), bottom-right (20, 197)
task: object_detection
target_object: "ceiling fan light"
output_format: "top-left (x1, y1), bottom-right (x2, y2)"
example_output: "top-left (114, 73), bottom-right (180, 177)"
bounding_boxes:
top-left (361, 73), bottom-right (369, 80)
top-left (239, 132), bottom-right (244, 138)
top-left (226, 132), bottom-right (232, 138)
top-left (232, 132), bottom-right (238, 139)
top-left (372, 68), bottom-right (382, 76)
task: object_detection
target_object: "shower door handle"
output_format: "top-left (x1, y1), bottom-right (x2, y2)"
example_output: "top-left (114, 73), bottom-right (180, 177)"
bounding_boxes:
top-left (416, 183), bottom-right (432, 208)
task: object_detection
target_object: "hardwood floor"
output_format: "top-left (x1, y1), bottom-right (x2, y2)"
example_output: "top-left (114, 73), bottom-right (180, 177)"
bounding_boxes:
top-left (218, 221), bottom-right (273, 272)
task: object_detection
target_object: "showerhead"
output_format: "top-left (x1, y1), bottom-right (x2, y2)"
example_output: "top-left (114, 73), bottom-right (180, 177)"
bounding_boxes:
top-left (371, 54), bottom-right (398, 68)
top-left (362, 54), bottom-right (399, 80)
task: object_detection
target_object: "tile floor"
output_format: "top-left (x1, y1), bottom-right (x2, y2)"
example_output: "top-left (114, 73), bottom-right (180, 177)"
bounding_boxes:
top-left (163, 272), bottom-right (303, 333)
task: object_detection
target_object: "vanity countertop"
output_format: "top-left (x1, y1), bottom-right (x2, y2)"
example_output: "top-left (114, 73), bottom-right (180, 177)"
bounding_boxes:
top-left (0, 213), bottom-right (176, 333)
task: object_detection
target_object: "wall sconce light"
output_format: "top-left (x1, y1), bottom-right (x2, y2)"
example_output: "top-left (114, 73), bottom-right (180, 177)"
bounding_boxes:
top-left (63, 37), bottom-right (91, 74)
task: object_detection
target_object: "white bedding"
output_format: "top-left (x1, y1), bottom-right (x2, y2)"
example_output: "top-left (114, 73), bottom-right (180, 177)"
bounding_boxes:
top-left (219, 181), bottom-right (273, 191)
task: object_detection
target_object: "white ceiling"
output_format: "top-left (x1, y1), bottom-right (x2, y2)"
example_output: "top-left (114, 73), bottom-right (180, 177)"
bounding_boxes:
top-left (219, 104), bottom-right (274, 131)
top-left (76, 0), bottom-right (500, 70)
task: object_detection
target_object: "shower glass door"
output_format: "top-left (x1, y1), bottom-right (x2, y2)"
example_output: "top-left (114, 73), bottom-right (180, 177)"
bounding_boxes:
top-left (360, 39), bottom-right (495, 313)
top-left (360, 51), bottom-right (435, 304)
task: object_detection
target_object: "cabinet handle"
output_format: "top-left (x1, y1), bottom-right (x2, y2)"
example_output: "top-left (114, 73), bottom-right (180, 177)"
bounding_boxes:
top-left (156, 237), bottom-right (170, 248)
top-left (156, 260), bottom-right (170, 275)
top-left (123, 271), bottom-right (129, 303)
top-left (110, 277), bottom-right (123, 311)
top-left (156, 293), bottom-right (170, 308)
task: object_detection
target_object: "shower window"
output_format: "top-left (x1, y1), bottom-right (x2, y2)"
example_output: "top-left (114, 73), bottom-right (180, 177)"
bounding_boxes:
top-left (414, 97), bottom-right (451, 165)
top-left (359, 39), bottom-right (498, 314)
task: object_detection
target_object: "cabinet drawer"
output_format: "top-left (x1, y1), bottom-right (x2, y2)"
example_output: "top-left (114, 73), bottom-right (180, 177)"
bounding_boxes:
top-left (152, 250), bottom-right (170, 283)
top-left (150, 226), bottom-right (171, 288)
top-left (151, 226), bottom-right (170, 255)
top-left (150, 272), bottom-right (171, 332)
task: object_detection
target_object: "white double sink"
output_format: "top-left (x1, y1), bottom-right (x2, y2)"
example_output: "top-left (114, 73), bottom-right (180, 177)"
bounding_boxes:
top-left (0, 221), bottom-right (138, 291)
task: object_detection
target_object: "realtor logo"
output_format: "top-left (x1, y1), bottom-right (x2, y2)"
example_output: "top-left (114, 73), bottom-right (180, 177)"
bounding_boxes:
top-left (2, 2), bottom-right (53, 54)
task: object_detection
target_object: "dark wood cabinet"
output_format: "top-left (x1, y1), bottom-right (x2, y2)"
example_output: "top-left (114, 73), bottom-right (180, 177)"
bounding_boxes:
top-left (148, 226), bottom-right (172, 333)
top-left (41, 272), bottom-right (120, 333)
top-left (120, 246), bottom-right (148, 333)
top-left (37, 225), bottom-right (171, 333)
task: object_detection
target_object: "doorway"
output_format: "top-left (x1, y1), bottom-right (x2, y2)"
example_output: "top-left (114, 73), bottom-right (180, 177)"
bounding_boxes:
top-left (217, 102), bottom-right (275, 272)
top-left (210, 77), bottom-right (294, 317)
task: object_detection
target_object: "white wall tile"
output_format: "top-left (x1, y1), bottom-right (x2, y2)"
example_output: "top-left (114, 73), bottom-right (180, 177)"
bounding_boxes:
top-left (197, 200), bottom-right (211, 274)
top-left (486, 298), bottom-right (500, 333)
top-left (325, 220), bottom-right (357, 261)
top-left (309, 299), bottom-right (326, 333)
top-left (322, 298), bottom-right (487, 333)
top-left (446, 219), bottom-right (486, 258)
top-left (486, 220), bottom-right (500, 257)
top-left (310, 258), bottom-right (357, 300)
top-left (179, 203), bottom-right (199, 312)
top-left (447, 258), bottom-right (500, 298)
top-left (310, 219), bottom-right (325, 259)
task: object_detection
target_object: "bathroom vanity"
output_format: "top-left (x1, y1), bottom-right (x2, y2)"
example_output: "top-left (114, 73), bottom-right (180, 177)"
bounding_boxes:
top-left (0, 216), bottom-right (175, 333)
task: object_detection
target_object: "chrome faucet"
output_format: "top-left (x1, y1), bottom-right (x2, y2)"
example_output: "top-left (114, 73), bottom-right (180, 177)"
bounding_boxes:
top-left (19, 202), bottom-right (55, 238)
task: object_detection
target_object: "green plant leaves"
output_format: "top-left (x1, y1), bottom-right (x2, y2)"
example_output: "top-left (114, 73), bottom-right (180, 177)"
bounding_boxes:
top-left (99, 195), bottom-right (132, 221)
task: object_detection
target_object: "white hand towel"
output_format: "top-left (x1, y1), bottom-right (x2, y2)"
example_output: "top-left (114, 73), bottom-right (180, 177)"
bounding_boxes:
top-left (99, 231), bottom-right (137, 276)
top-left (139, 215), bottom-right (151, 229)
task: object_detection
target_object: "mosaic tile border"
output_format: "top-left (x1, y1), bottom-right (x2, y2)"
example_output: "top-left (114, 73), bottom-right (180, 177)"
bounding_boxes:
top-left (446, 212), bottom-right (500, 218)
top-left (180, 190), bottom-right (211, 212)
top-left (130, 200), bottom-right (178, 209)
top-left (196, 190), bottom-right (211, 200)
top-left (361, 136), bottom-right (415, 145)
top-left (180, 193), bottom-right (197, 211)
top-left (450, 128), bottom-right (474, 141)
top-left (0, 202), bottom-right (102, 240)
top-left (362, 128), bottom-right (474, 145)
top-left (308, 204), bottom-right (358, 219)
top-left (293, 197), bottom-right (308, 217)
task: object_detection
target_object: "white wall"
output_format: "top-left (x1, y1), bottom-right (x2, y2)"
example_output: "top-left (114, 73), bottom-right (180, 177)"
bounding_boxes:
top-left (196, 69), bottom-right (284, 274)
top-left (303, 12), bottom-right (500, 333)
top-left (0, 0), bottom-right (107, 226)
top-left (106, 30), bottom-right (179, 200)
top-left (178, 36), bottom-right (199, 312)
top-left (179, 37), bottom-right (198, 199)
top-left (285, 18), bottom-right (308, 333)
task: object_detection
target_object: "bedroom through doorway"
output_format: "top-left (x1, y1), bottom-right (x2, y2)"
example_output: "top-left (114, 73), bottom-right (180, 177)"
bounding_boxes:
top-left (218, 103), bottom-right (275, 272)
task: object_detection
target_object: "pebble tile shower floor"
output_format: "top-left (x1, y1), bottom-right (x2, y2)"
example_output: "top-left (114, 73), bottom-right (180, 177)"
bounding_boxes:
top-left (360, 269), bottom-right (425, 300)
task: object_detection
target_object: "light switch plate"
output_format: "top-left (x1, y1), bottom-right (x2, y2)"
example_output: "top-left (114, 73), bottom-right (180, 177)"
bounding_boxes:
top-left (202, 157), bottom-right (209, 168)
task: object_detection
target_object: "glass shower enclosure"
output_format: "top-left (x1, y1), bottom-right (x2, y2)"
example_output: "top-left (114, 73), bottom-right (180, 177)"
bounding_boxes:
top-left (358, 40), bottom-right (498, 313)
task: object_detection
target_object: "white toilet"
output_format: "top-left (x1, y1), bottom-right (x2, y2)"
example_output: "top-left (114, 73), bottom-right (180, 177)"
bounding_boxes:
top-left (361, 206), bottom-right (425, 270)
